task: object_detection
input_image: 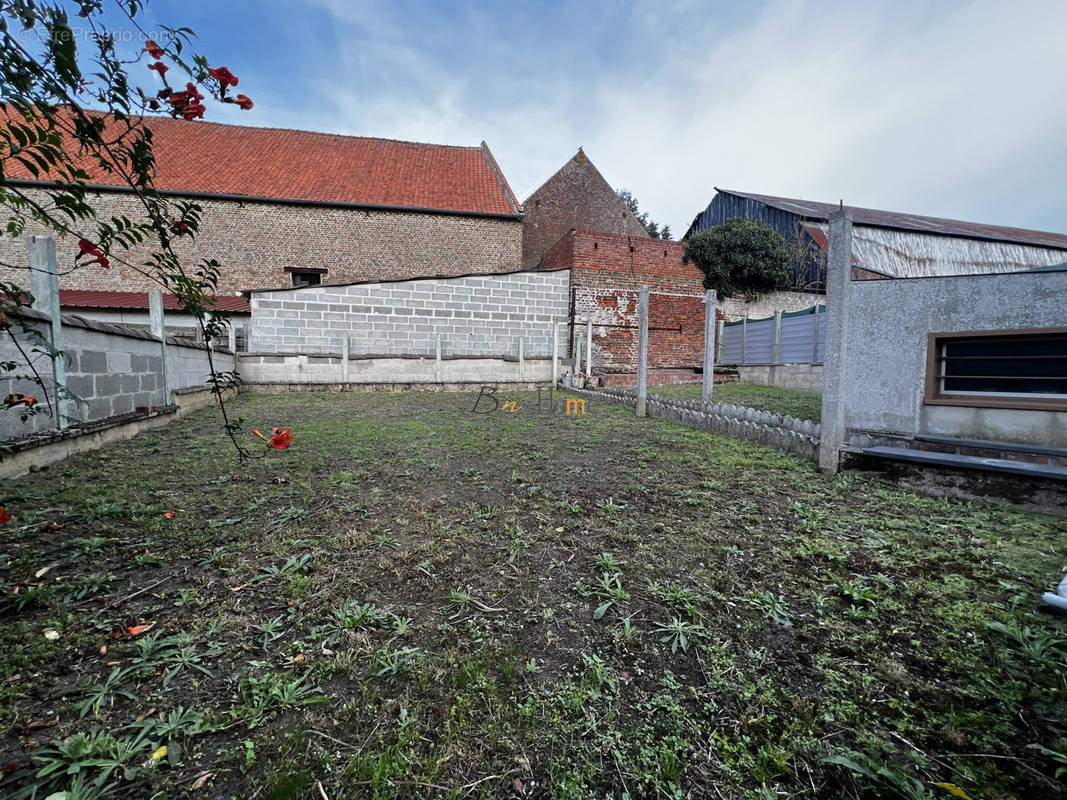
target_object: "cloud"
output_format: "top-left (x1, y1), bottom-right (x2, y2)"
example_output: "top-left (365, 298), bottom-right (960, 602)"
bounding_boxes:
top-left (236, 0), bottom-right (1067, 235)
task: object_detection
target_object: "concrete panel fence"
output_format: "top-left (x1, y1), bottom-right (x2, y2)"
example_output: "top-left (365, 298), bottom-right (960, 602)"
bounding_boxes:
top-left (0, 307), bottom-right (234, 443)
top-left (720, 304), bottom-right (827, 365)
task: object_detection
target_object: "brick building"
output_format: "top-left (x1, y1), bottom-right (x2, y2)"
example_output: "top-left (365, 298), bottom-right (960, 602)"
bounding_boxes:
top-left (1, 116), bottom-right (523, 328)
top-left (541, 229), bottom-right (719, 377)
top-left (521, 148), bottom-right (649, 268)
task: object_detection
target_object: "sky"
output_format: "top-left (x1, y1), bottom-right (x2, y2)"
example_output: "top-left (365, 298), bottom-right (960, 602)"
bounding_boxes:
top-left (111, 0), bottom-right (1065, 236)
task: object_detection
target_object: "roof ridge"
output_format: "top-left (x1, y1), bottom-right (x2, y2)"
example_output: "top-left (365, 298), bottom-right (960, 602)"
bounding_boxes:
top-left (75, 108), bottom-right (484, 151)
top-left (712, 188), bottom-right (1067, 244)
top-left (479, 141), bottom-right (522, 215)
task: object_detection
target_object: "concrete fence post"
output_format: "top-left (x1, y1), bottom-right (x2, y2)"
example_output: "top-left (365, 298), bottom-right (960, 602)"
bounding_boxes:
top-left (341, 335), bottom-right (350, 383)
top-left (148, 288), bottom-right (170, 407)
top-left (518, 336), bottom-right (525, 382)
top-left (772, 310), bottom-right (783, 364)
top-left (741, 315), bottom-right (748, 365)
top-left (227, 322), bottom-right (237, 355)
top-left (812, 304), bottom-right (821, 364)
top-left (575, 337), bottom-right (582, 378)
top-left (636, 285), bottom-right (649, 418)
top-left (28, 236), bottom-right (67, 429)
top-left (818, 208), bottom-right (853, 473)
top-left (702, 289), bottom-right (717, 404)
top-left (716, 319), bottom-right (725, 362)
top-left (551, 321), bottom-right (560, 385)
top-left (585, 318), bottom-right (592, 379)
top-left (434, 335), bottom-right (442, 383)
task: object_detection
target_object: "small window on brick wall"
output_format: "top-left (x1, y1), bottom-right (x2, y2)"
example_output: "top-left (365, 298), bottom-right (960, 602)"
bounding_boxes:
top-left (285, 266), bottom-right (326, 287)
top-left (925, 328), bottom-right (1067, 411)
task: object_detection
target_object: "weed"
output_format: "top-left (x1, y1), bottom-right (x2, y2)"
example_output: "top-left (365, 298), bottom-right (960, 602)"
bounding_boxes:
top-left (742, 590), bottom-right (794, 626)
top-left (652, 617), bottom-right (705, 655)
top-left (72, 666), bottom-right (139, 718)
top-left (231, 671), bottom-right (327, 729)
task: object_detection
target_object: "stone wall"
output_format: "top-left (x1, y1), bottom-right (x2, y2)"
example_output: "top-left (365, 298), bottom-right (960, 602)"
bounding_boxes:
top-left (719, 291), bottom-right (821, 322)
top-left (0, 188), bottom-right (523, 296)
top-left (0, 308), bottom-right (233, 442)
top-left (248, 268), bottom-right (570, 357)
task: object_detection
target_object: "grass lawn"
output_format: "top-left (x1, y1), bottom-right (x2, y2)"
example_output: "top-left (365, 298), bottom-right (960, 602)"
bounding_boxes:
top-left (1, 390), bottom-right (1066, 799)
top-left (637, 382), bottom-right (823, 423)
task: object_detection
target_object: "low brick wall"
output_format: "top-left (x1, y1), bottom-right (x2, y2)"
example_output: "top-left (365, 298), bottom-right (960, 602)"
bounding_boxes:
top-left (737, 363), bottom-right (823, 393)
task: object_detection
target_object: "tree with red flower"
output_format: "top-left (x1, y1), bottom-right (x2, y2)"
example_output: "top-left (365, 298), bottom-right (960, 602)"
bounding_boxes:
top-left (0, 4), bottom-right (265, 459)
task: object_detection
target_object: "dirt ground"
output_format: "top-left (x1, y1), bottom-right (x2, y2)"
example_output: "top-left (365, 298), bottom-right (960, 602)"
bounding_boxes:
top-left (1, 389), bottom-right (1065, 799)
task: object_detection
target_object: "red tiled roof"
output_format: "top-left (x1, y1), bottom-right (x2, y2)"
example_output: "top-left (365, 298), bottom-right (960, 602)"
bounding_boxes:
top-left (8, 112), bottom-right (521, 217)
top-left (60, 290), bottom-right (250, 313)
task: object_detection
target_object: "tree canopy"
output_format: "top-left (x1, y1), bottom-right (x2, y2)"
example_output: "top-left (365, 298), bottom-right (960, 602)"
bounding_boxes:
top-left (682, 218), bottom-right (792, 299)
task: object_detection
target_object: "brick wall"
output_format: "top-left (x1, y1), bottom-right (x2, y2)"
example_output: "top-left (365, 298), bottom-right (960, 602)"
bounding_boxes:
top-left (249, 268), bottom-right (570, 358)
top-left (521, 150), bottom-right (648, 267)
top-left (0, 188), bottom-right (523, 295)
top-left (550, 230), bottom-right (718, 370)
top-left (0, 309), bottom-right (233, 441)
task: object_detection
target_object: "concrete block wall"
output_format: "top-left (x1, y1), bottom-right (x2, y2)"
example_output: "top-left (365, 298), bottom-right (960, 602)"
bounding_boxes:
top-left (738, 364), bottom-right (823, 393)
top-left (249, 269), bottom-right (570, 357)
top-left (0, 309), bottom-right (233, 442)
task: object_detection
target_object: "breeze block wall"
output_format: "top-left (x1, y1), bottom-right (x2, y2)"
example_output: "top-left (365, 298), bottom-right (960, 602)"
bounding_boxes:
top-left (0, 308), bottom-right (234, 442)
top-left (542, 230), bottom-right (716, 370)
top-left (0, 188), bottom-right (523, 295)
top-left (248, 268), bottom-right (570, 358)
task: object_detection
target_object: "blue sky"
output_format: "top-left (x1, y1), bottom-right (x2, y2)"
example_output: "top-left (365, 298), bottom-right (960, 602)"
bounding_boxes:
top-left (121, 0), bottom-right (1064, 236)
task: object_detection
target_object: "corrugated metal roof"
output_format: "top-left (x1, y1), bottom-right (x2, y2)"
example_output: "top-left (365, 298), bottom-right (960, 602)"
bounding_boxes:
top-left (718, 188), bottom-right (1067, 250)
top-left (60, 290), bottom-right (250, 313)
top-left (802, 222), bottom-right (1067, 279)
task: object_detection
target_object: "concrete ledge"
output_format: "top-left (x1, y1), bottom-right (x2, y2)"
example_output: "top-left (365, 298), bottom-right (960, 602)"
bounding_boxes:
top-left (0, 385), bottom-right (233, 479)
top-left (242, 381), bottom-right (554, 394)
top-left (841, 450), bottom-right (1067, 518)
top-left (238, 353), bottom-right (556, 385)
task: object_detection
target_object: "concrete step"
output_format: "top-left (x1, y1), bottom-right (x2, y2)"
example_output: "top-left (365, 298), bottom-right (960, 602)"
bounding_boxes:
top-left (862, 446), bottom-right (1067, 482)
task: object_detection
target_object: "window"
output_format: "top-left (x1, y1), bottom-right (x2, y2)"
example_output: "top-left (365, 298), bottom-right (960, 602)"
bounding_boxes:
top-left (925, 328), bottom-right (1067, 411)
top-left (285, 266), bottom-right (327, 287)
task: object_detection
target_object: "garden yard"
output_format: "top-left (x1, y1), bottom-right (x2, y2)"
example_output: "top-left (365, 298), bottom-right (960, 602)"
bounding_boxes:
top-left (1, 389), bottom-right (1066, 799)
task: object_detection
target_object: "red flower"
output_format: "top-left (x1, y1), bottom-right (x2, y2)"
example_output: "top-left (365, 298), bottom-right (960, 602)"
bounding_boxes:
top-left (185, 82), bottom-right (205, 101)
top-left (148, 61), bottom-right (169, 77)
top-left (5, 393), bottom-right (37, 408)
top-left (145, 40), bottom-right (165, 59)
top-left (208, 66), bottom-right (239, 88)
top-left (76, 239), bottom-right (109, 269)
top-left (181, 102), bottom-right (206, 121)
top-left (268, 428), bottom-right (294, 449)
top-left (0, 508), bottom-right (11, 525)
top-left (171, 220), bottom-right (192, 236)
top-left (235, 94), bottom-right (254, 111)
